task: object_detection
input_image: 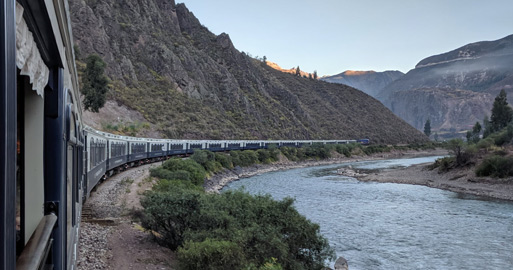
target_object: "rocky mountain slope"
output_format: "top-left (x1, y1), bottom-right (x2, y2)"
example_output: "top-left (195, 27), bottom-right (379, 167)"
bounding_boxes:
top-left (321, 70), bottom-right (404, 98)
top-left (379, 34), bottom-right (513, 133)
top-left (69, 0), bottom-right (427, 144)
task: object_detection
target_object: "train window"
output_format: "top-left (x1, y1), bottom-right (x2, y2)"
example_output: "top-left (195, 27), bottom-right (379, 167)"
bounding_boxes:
top-left (170, 144), bottom-right (183, 150)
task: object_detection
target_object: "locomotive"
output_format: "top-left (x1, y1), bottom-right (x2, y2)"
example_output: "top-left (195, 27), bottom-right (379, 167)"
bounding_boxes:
top-left (1, 1), bottom-right (357, 269)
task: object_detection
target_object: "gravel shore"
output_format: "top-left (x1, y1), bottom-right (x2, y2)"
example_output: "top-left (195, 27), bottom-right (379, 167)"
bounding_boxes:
top-left (358, 162), bottom-right (513, 201)
top-left (204, 149), bottom-right (449, 193)
top-left (205, 148), bottom-right (513, 202)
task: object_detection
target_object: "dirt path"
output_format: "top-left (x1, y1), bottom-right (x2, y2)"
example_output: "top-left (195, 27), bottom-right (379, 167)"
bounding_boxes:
top-left (77, 163), bottom-right (177, 270)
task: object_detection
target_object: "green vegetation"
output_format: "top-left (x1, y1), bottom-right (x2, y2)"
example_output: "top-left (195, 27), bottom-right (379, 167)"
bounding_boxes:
top-left (431, 90), bottom-right (513, 179)
top-left (424, 119), bottom-right (431, 137)
top-left (475, 155), bottom-right (513, 178)
top-left (490, 89), bottom-right (513, 133)
top-left (142, 148), bottom-right (342, 269)
top-left (81, 54), bottom-right (109, 112)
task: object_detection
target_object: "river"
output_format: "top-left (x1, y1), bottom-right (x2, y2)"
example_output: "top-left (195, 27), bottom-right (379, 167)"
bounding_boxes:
top-left (223, 156), bottom-right (513, 270)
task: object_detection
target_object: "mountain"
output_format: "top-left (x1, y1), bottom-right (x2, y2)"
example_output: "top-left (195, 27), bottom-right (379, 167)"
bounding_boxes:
top-left (266, 61), bottom-right (314, 78)
top-left (321, 70), bottom-right (404, 98)
top-left (69, 0), bottom-right (427, 144)
top-left (379, 34), bottom-right (513, 133)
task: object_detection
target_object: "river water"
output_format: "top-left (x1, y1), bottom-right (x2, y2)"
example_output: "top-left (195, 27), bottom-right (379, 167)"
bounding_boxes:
top-left (223, 156), bottom-right (513, 270)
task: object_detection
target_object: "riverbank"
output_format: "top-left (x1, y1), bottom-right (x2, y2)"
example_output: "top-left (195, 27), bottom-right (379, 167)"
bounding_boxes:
top-left (357, 162), bottom-right (513, 201)
top-left (204, 148), bottom-right (449, 193)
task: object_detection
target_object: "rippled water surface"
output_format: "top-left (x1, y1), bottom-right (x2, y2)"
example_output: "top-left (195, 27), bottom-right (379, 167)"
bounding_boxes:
top-left (224, 156), bottom-right (513, 270)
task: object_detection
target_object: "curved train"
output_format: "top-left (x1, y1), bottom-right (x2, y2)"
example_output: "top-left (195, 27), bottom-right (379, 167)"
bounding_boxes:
top-left (1, 1), bottom-right (363, 269)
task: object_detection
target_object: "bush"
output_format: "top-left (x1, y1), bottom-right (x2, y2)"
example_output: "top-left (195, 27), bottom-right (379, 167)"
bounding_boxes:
top-left (142, 188), bottom-right (335, 269)
top-left (152, 179), bottom-right (203, 193)
top-left (162, 158), bottom-right (206, 185)
top-left (335, 144), bottom-right (351, 157)
top-left (476, 137), bottom-right (494, 149)
top-left (150, 167), bottom-right (191, 181)
top-left (492, 124), bottom-right (513, 146)
top-left (178, 239), bottom-right (245, 270)
top-left (361, 145), bottom-right (391, 155)
top-left (256, 149), bottom-right (272, 164)
top-left (230, 151), bottom-right (242, 167)
top-left (215, 152), bottom-right (233, 169)
top-left (238, 150), bottom-right (259, 166)
top-left (141, 187), bottom-right (202, 249)
top-left (429, 157), bottom-right (455, 172)
top-left (475, 155), bottom-right (513, 178)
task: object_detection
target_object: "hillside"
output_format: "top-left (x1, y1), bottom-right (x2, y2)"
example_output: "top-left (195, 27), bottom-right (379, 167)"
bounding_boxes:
top-left (69, 0), bottom-right (427, 144)
top-left (379, 34), bottom-right (513, 133)
top-left (321, 70), bottom-right (404, 98)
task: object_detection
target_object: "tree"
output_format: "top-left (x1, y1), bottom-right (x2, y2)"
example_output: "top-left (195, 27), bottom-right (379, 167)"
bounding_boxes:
top-left (466, 121), bottom-right (482, 143)
top-left (295, 66), bottom-right (301, 76)
top-left (313, 70), bottom-right (318, 80)
top-left (483, 115), bottom-right (492, 138)
top-left (423, 119), bottom-right (431, 137)
top-left (490, 89), bottom-right (513, 133)
top-left (82, 54), bottom-right (109, 112)
top-left (262, 55), bottom-right (267, 64)
top-left (434, 132), bottom-right (439, 142)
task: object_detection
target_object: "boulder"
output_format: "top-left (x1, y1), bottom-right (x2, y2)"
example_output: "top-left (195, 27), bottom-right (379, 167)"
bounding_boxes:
top-left (334, 256), bottom-right (348, 270)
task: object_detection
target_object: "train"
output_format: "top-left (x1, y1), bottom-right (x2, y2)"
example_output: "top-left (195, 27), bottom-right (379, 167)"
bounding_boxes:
top-left (1, 1), bottom-right (363, 269)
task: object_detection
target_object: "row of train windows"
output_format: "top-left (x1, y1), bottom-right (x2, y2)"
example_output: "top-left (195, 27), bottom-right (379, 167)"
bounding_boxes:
top-left (151, 144), bottom-right (164, 152)
top-left (111, 143), bottom-right (126, 158)
top-left (169, 144), bottom-right (184, 150)
top-left (90, 141), bottom-right (106, 168)
top-left (131, 143), bottom-right (146, 154)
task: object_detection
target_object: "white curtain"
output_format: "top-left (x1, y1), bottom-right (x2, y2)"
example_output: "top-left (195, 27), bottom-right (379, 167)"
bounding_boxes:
top-left (16, 2), bottom-right (49, 97)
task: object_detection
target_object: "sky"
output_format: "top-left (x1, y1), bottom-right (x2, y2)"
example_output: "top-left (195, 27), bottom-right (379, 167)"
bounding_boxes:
top-left (177, 0), bottom-right (513, 76)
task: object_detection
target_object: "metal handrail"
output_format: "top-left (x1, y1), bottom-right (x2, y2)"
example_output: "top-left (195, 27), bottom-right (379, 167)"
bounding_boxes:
top-left (16, 214), bottom-right (57, 270)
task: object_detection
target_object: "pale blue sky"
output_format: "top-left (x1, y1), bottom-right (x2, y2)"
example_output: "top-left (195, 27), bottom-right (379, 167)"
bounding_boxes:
top-left (177, 0), bottom-right (513, 76)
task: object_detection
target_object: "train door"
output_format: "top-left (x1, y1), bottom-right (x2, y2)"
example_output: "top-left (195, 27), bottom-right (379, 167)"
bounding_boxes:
top-left (65, 100), bottom-right (79, 269)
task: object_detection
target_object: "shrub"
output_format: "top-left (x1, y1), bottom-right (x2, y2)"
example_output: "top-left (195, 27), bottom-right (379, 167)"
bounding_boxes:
top-left (256, 149), bottom-right (271, 164)
top-left (215, 152), bottom-right (233, 169)
top-left (191, 150), bottom-right (216, 168)
top-left (238, 150), bottom-right (259, 166)
top-left (162, 158), bottom-right (206, 185)
top-left (152, 179), bottom-right (203, 193)
top-left (476, 137), bottom-right (494, 149)
top-left (141, 187), bottom-right (202, 249)
top-left (335, 144), bottom-right (351, 157)
top-left (280, 147), bottom-right (299, 161)
top-left (429, 157), bottom-right (455, 172)
top-left (150, 167), bottom-right (191, 181)
top-left (475, 155), bottom-right (513, 178)
top-left (492, 124), bottom-right (513, 146)
top-left (142, 189), bottom-right (335, 269)
top-left (178, 239), bottom-right (245, 270)
top-left (230, 151), bottom-right (242, 167)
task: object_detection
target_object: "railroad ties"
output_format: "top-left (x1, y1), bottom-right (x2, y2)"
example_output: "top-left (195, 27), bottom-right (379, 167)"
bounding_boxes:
top-left (81, 205), bottom-right (118, 226)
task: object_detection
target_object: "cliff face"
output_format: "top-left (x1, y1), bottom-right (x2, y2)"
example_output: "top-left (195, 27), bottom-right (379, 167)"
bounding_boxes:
top-left (321, 70), bottom-right (404, 98)
top-left (379, 34), bottom-right (513, 133)
top-left (69, 0), bottom-right (427, 144)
